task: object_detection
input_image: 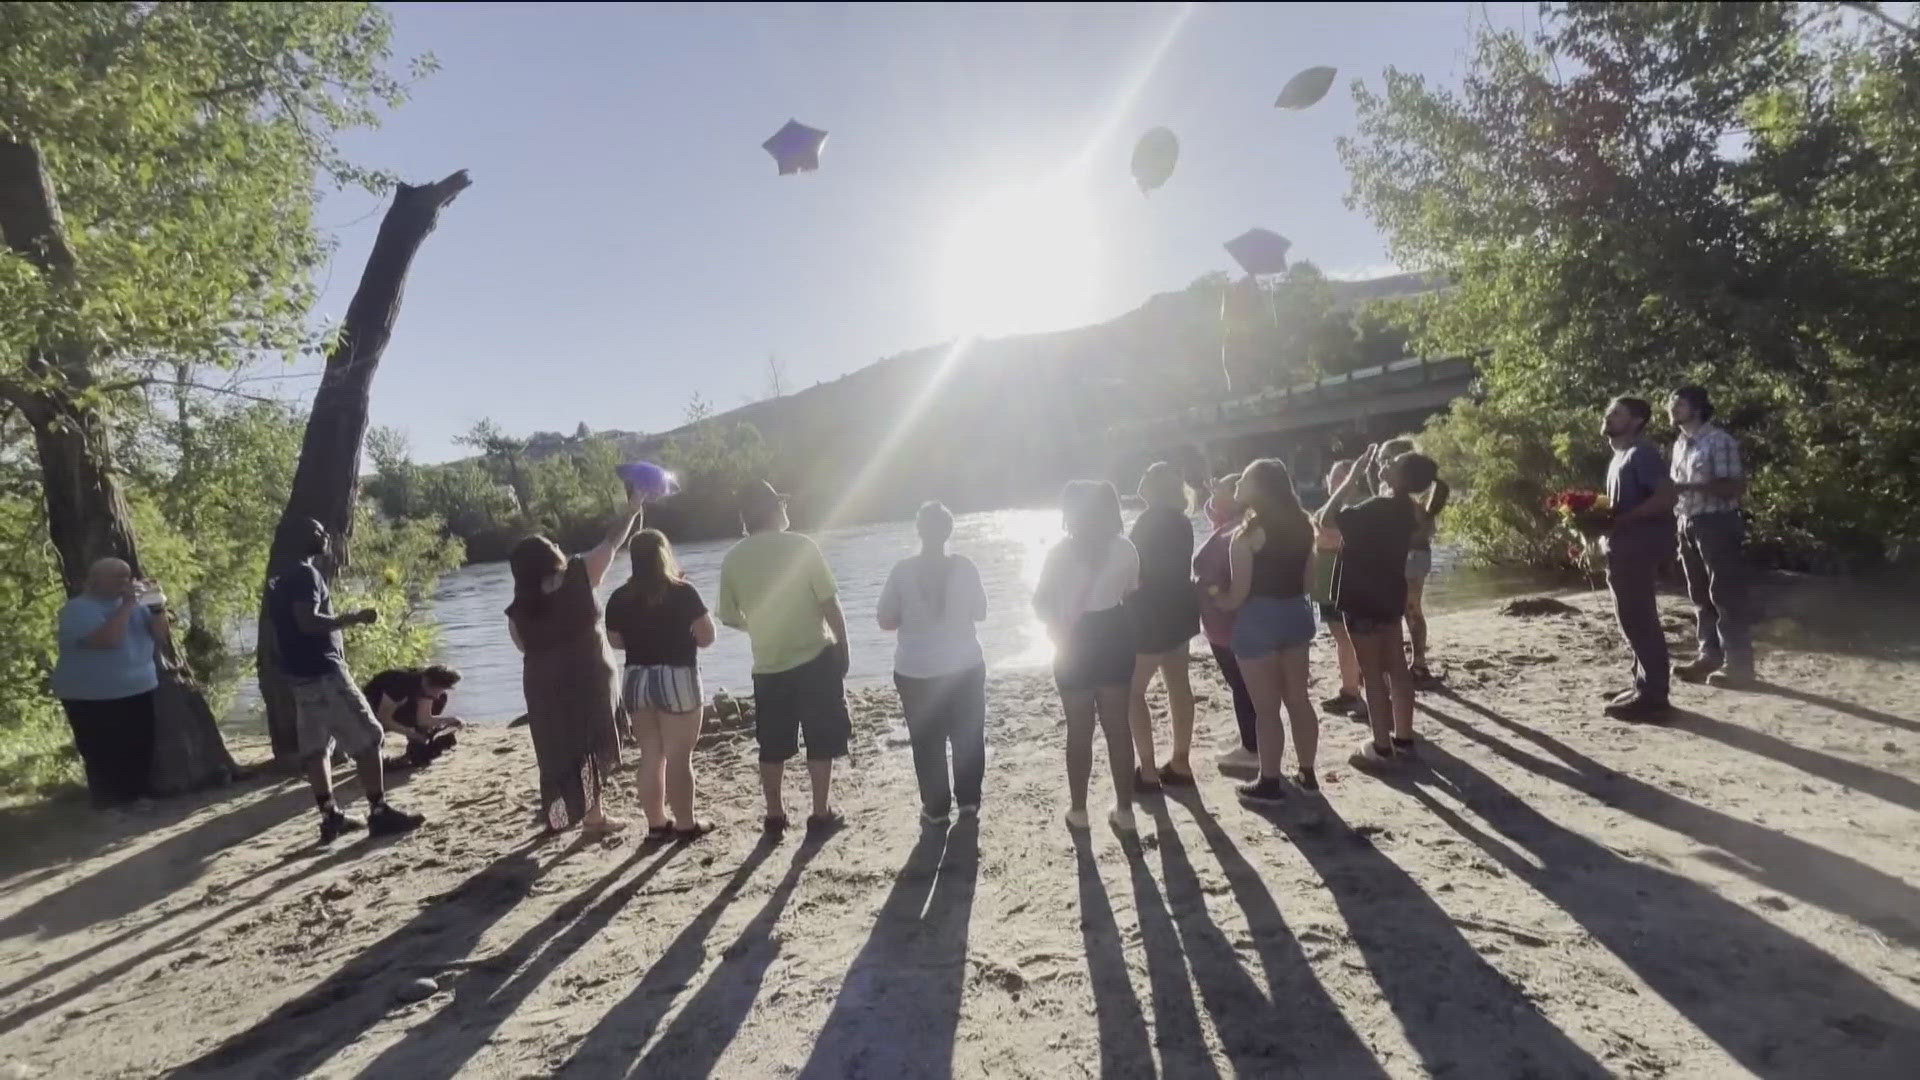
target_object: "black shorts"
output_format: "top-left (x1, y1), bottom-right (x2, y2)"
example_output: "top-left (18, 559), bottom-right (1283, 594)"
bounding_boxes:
top-left (1054, 605), bottom-right (1136, 693)
top-left (1342, 610), bottom-right (1402, 636)
top-left (752, 647), bottom-right (851, 763)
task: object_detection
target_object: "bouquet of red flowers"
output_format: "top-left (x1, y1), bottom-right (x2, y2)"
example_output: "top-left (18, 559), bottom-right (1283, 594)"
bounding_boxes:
top-left (1545, 488), bottom-right (1613, 538)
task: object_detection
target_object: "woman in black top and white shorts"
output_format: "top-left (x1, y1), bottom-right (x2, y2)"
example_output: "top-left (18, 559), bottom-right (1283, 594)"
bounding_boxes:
top-left (1215, 459), bottom-right (1321, 804)
top-left (605, 529), bottom-right (717, 839)
top-left (1034, 480), bottom-right (1140, 834)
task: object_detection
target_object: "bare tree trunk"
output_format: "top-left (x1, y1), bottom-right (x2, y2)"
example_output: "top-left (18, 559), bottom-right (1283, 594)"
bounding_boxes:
top-left (0, 135), bottom-right (237, 795)
top-left (256, 170), bottom-right (471, 759)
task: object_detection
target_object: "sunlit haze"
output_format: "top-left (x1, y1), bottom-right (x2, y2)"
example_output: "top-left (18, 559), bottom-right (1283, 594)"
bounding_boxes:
top-left (291, 2), bottom-right (1532, 460)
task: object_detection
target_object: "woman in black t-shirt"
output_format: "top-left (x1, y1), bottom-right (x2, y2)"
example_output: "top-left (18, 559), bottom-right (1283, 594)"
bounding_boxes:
top-left (1124, 462), bottom-right (1202, 789)
top-left (605, 529), bottom-right (717, 839)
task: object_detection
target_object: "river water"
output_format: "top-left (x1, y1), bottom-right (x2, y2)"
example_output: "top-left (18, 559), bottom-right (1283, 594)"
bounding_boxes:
top-left (420, 508), bottom-right (1553, 723)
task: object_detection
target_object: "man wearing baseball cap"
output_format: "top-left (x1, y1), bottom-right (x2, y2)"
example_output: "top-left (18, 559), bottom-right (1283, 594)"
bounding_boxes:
top-left (716, 480), bottom-right (852, 834)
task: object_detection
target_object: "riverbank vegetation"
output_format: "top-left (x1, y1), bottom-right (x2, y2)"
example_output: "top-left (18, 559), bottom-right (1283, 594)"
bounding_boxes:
top-left (1343, 2), bottom-right (1920, 569)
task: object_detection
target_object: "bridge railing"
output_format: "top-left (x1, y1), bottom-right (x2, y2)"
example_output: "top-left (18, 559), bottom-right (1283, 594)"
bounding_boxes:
top-left (1106, 353), bottom-right (1477, 444)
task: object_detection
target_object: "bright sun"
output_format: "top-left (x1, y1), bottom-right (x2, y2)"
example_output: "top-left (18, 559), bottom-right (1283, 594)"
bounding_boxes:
top-left (938, 178), bottom-right (1101, 339)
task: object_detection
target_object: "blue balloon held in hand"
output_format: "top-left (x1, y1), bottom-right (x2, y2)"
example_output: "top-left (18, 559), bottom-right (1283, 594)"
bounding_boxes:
top-left (617, 461), bottom-right (680, 501)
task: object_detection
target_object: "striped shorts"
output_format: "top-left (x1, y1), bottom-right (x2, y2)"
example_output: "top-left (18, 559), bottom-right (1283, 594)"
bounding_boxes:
top-left (621, 664), bottom-right (702, 716)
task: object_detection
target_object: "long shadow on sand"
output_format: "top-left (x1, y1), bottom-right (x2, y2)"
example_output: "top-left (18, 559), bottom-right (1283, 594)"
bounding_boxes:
top-left (1406, 734), bottom-right (1920, 1077)
top-left (1158, 795), bottom-right (1386, 1078)
top-left (1269, 791), bottom-right (1612, 1078)
top-left (618, 829), bottom-right (834, 1078)
top-left (1424, 694), bottom-right (1920, 949)
top-left (1116, 827), bottom-right (1219, 1080)
top-left (556, 835), bottom-right (781, 1076)
top-left (344, 837), bottom-right (692, 1079)
top-left (167, 835), bottom-right (577, 1077)
top-left (1751, 681), bottom-right (1920, 735)
top-left (1072, 828), bottom-right (1154, 1080)
top-left (798, 818), bottom-right (979, 1079)
top-left (1661, 705), bottom-right (1920, 812)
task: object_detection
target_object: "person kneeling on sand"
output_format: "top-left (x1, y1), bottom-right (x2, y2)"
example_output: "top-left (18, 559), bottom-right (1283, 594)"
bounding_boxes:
top-left (363, 665), bottom-right (465, 769)
top-left (267, 519), bottom-right (425, 843)
top-left (1034, 480), bottom-right (1139, 835)
top-left (717, 481), bottom-right (853, 835)
top-left (1325, 446), bottom-right (1432, 773)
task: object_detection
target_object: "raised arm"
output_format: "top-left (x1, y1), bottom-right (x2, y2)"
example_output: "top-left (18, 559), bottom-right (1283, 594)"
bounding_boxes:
top-left (1325, 445), bottom-right (1377, 511)
top-left (584, 490), bottom-right (646, 588)
top-left (74, 592), bottom-right (142, 650)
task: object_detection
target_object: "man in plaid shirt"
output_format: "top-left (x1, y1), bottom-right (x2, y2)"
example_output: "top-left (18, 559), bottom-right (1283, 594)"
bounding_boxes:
top-left (1668, 386), bottom-right (1754, 686)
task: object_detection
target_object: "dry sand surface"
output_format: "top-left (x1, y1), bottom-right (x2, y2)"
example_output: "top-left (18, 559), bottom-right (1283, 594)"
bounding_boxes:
top-left (3, 587), bottom-right (1920, 1079)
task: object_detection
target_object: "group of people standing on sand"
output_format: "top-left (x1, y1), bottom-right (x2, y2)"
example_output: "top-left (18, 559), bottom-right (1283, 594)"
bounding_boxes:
top-left (1034, 444), bottom-right (1447, 833)
top-left (63, 383), bottom-right (1752, 848)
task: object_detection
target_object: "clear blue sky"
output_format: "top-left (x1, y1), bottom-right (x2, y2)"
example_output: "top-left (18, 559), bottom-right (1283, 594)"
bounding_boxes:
top-left (297, 1), bottom-right (1527, 462)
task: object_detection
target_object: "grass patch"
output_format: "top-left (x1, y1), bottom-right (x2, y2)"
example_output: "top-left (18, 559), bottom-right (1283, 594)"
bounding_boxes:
top-left (0, 706), bottom-right (84, 808)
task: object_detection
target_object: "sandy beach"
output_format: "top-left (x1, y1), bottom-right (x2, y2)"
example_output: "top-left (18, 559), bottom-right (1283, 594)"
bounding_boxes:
top-left (3, 586), bottom-right (1919, 1079)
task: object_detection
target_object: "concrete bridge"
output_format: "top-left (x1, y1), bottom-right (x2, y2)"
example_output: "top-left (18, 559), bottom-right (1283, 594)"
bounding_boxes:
top-left (1106, 353), bottom-right (1479, 487)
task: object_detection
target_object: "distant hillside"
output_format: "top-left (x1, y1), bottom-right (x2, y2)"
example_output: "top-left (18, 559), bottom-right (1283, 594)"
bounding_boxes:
top-left (510, 268), bottom-right (1440, 528)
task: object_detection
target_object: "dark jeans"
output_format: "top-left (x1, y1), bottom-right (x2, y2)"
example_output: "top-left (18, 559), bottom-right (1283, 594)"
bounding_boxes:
top-left (1677, 511), bottom-right (1753, 673)
top-left (1605, 528), bottom-right (1672, 702)
top-left (61, 691), bottom-right (158, 806)
top-left (894, 664), bottom-right (987, 815)
top-left (1210, 644), bottom-right (1257, 752)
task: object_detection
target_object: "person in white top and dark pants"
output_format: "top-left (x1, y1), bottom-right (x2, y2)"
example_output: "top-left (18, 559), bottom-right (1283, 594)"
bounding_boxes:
top-left (879, 502), bottom-right (990, 826)
top-left (1033, 480), bottom-right (1141, 834)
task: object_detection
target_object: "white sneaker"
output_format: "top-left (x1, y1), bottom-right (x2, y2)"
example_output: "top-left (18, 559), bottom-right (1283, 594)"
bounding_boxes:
top-left (1217, 746), bottom-right (1259, 773)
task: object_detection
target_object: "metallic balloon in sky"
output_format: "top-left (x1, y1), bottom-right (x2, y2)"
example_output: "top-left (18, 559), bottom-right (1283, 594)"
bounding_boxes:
top-left (1131, 126), bottom-right (1179, 194)
top-left (762, 119), bottom-right (829, 175)
top-left (1274, 66), bottom-right (1338, 110)
top-left (1223, 228), bottom-right (1292, 277)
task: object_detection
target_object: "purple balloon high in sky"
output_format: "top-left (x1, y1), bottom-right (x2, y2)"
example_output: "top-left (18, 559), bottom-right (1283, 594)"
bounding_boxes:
top-left (1224, 228), bottom-right (1292, 277)
top-left (762, 119), bottom-right (829, 175)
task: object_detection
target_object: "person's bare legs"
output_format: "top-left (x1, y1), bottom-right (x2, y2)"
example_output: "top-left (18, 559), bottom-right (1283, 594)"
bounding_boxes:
top-left (1238, 651), bottom-right (1287, 780)
top-left (1277, 644), bottom-right (1318, 776)
top-left (1405, 574), bottom-right (1431, 672)
top-left (1062, 689), bottom-right (1097, 822)
top-left (1381, 623), bottom-right (1416, 740)
top-left (661, 709), bottom-right (701, 828)
top-left (1160, 653), bottom-right (1196, 777)
top-left (632, 706), bottom-right (669, 829)
top-left (760, 762), bottom-right (785, 822)
top-left (1353, 629), bottom-right (1396, 750)
top-left (1126, 655), bottom-right (1159, 779)
top-left (1094, 684), bottom-right (1137, 829)
top-left (807, 758), bottom-right (832, 818)
top-left (1329, 620), bottom-right (1362, 697)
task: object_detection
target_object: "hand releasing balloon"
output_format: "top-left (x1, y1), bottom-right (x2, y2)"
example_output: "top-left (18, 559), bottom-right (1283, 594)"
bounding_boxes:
top-left (1131, 127), bottom-right (1179, 194)
top-left (617, 461), bottom-right (681, 501)
top-left (1275, 66), bottom-right (1338, 110)
top-left (763, 119), bottom-right (829, 175)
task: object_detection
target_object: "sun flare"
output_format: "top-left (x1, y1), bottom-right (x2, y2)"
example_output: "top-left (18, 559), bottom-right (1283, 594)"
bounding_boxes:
top-left (938, 178), bottom-right (1101, 339)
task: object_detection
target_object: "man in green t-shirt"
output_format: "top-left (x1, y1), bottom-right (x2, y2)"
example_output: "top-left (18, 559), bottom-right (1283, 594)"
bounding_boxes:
top-left (717, 481), bottom-right (852, 834)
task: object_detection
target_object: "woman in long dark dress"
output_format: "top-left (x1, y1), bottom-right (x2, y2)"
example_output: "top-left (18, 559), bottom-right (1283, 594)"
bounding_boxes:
top-left (507, 491), bottom-right (645, 836)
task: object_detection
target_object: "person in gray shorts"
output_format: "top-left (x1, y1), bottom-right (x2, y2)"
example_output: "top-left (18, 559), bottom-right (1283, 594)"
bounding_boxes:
top-left (268, 518), bottom-right (425, 844)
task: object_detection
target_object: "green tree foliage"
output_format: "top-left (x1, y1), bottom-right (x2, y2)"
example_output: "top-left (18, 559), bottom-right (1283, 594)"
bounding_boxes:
top-left (1340, 1), bottom-right (1920, 567)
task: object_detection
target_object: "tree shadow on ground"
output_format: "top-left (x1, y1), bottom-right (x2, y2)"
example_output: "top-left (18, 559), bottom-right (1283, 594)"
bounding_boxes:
top-left (555, 834), bottom-right (783, 1076)
top-left (620, 829), bottom-right (834, 1078)
top-left (799, 818), bottom-right (980, 1079)
top-left (1424, 693), bottom-right (1920, 948)
top-left (1406, 733), bottom-right (1920, 1077)
top-left (167, 834), bottom-right (575, 1077)
top-left (344, 837), bottom-right (691, 1079)
top-left (0, 824), bottom-right (426, 1041)
top-left (1071, 827), bottom-right (1154, 1080)
top-left (1265, 785), bottom-right (1612, 1078)
top-left (1160, 793), bottom-right (1386, 1078)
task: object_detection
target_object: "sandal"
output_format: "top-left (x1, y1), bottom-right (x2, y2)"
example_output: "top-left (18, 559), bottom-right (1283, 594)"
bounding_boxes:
top-left (645, 823), bottom-right (674, 841)
top-left (763, 814), bottom-right (790, 833)
top-left (1133, 767), bottom-right (1163, 794)
top-left (672, 820), bottom-right (716, 841)
top-left (806, 810), bottom-right (846, 835)
top-left (1157, 764), bottom-right (1197, 787)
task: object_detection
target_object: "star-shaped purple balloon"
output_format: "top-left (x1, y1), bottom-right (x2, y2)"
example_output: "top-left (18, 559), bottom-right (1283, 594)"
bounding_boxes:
top-left (763, 119), bottom-right (828, 176)
top-left (1224, 228), bottom-right (1292, 277)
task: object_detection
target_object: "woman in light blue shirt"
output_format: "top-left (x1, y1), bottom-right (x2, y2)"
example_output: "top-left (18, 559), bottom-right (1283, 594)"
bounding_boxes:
top-left (51, 558), bottom-right (168, 806)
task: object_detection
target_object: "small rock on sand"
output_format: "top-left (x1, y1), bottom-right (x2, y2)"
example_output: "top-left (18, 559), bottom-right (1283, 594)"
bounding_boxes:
top-left (1501, 596), bottom-right (1581, 617)
top-left (394, 976), bottom-right (440, 1004)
